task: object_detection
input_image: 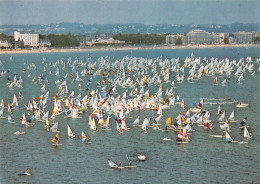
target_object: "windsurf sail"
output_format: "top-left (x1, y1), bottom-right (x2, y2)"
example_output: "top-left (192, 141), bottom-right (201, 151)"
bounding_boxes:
top-left (67, 124), bottom-right (76, 138)
top-left (166, 117), bottom-right (171, 128)
top-left (108, 159), bottom-right (119, 168)
top-left (244, 126), bottom-right (251, 138)
top-left (225, 131), bottom-right (232, 143)
top-left (82, 131), bottom-right (90, 142)
top-left (51, 133), bottom-right (59, 144)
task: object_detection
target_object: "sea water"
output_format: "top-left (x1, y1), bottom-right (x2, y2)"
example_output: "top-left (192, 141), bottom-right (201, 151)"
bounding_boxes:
top-left (0, 47), bottom-right (259, 183)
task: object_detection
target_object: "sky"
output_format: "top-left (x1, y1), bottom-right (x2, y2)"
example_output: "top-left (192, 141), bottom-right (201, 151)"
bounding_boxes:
top-left (0, 0), bottom-right (259, 25)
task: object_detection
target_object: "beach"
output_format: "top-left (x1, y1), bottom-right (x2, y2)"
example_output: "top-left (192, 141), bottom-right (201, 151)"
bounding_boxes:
top-left (0, 44), bottom-right (259, 54)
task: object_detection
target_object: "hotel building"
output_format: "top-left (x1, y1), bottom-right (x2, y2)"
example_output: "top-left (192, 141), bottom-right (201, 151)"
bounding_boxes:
top-left (14, 31), bottom-right (39, 47)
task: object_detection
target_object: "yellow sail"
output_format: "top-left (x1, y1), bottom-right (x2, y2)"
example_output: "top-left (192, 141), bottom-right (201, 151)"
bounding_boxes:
top-left (51, 133), bottom-right (59, 144)
top-left (166, 117), bottom-right (171, 128)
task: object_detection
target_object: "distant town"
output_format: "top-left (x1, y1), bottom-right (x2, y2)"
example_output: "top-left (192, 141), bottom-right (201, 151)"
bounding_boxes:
top-left (0, 23), bottom-right (259, 49)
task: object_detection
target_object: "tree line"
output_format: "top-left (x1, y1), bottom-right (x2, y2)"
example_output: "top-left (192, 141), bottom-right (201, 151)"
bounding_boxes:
top-left (39, 32), bottom-right (85, 47)
top-left (0, 33), bottom-right (14, 42)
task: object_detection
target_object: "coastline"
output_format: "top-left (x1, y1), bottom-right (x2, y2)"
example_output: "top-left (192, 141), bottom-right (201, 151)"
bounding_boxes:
top-left (0, 44), bottom-right (259, 55)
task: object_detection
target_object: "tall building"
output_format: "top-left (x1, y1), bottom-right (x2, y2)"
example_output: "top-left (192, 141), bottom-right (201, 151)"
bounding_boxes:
top-left (187, 30), bottom-right (211, 44)
top-left (14, 31), bottom-right (39, 47)
top-left (234, 32), bottom-right (253, 44)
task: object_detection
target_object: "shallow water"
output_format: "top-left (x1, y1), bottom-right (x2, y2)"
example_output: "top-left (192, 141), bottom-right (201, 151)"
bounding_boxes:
top-left (0, 47), bottom-right (259, 183)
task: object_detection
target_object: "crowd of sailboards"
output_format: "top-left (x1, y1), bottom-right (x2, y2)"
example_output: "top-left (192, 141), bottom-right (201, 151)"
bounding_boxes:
top-left (0, 52), bottom-right (258, 150)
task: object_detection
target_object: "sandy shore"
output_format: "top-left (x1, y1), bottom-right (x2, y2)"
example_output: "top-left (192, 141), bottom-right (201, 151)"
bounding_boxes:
top-left (0, 44), bottom-right (259, 54)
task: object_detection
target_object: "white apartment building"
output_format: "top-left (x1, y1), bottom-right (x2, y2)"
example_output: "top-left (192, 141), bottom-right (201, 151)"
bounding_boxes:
top-left (234, 32), bottom-right (253, 44)
top-left (187, 29), bottom-right (211, 44)
top-left (14, 31), bottom-right (39, 47)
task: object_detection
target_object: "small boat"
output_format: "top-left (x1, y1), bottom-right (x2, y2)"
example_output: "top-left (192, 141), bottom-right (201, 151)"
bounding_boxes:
top-left (16, 168), bottom-right (31, 176)
top-left (236, 103), bottom-right (248, 108)
top-left (107, 159), bottom-right (124, 169)
top-left (125, 154), bottom-right (137, 168)
top-left (238, 141), bottom-right (248, 144)
top-left (163, 137), bottom-right (172, 141)
top-left (51, 133), bottom-right (62, 146)
top-left (210, 135), bottom-right (224, 138)
top-left (16, 173), bottom-right (31, 176)
top-left (14, 130), bottom-right (25, 135)
top-left (138, 155), bottom-right (147, 161)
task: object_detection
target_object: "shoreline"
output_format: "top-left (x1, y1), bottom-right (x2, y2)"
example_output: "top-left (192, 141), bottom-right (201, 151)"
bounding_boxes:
top-left (0, 44), bottom-right (259, 55)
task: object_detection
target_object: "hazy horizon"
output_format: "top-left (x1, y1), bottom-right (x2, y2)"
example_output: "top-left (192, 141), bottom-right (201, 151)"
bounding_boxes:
top-left (0, 0), bottom-right (259, 26)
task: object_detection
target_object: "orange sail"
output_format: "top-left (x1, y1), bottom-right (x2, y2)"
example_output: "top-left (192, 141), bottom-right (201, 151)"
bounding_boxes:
top-left (212, 77), bottom-right (217, 84)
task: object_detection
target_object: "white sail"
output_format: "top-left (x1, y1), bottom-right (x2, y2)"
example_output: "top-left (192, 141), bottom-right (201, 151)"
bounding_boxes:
top-left (51, 122), bottom-right (59, 132)
top-left (8, 115), bottom-right (15, 123)
top-left (41, 111), bottom-right (49, 121)
top-left (157, 104), bottom-right (163, 115)
top-left (155, 114), bottom-right (163, 123)
top-left (228, 110), bottom-right (235, 121)
top-left (225, 131), bottom-right (232, 143)
top-left (217, 105), bottom-right (222, 115)
top-left (169, 97), bottom-right (175, 106)
top-left (1, 99), bottom-right (5, 108)
top-left (41, 83), bottom-right (46, 91)
top-left (141, 120), bottom-right (147, 133)
top-left (133, 116), bottom-right (140, 126)
top-left (67, 125), bottom-right (76, 138)
top-left (0, 108), bottom-right (5, 118)
top-left (219, 111), bottom-right (225, 122)
top-left (107, 159), bottom-right (119, 168)
top-left (184, 124), bottom-right (192, 132)
top-left (243, 126), bottom-right (250, 138)
top-left (221, 79), bottom-right (227, 86)
top-left (220, 122), bottom-right (230, 131)
top-left (89, 116), bottom-right (97, 130)
top-left (121, 119), bottom-right (128, 130)
top-left (12, 94), bottom-right (19, 109)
